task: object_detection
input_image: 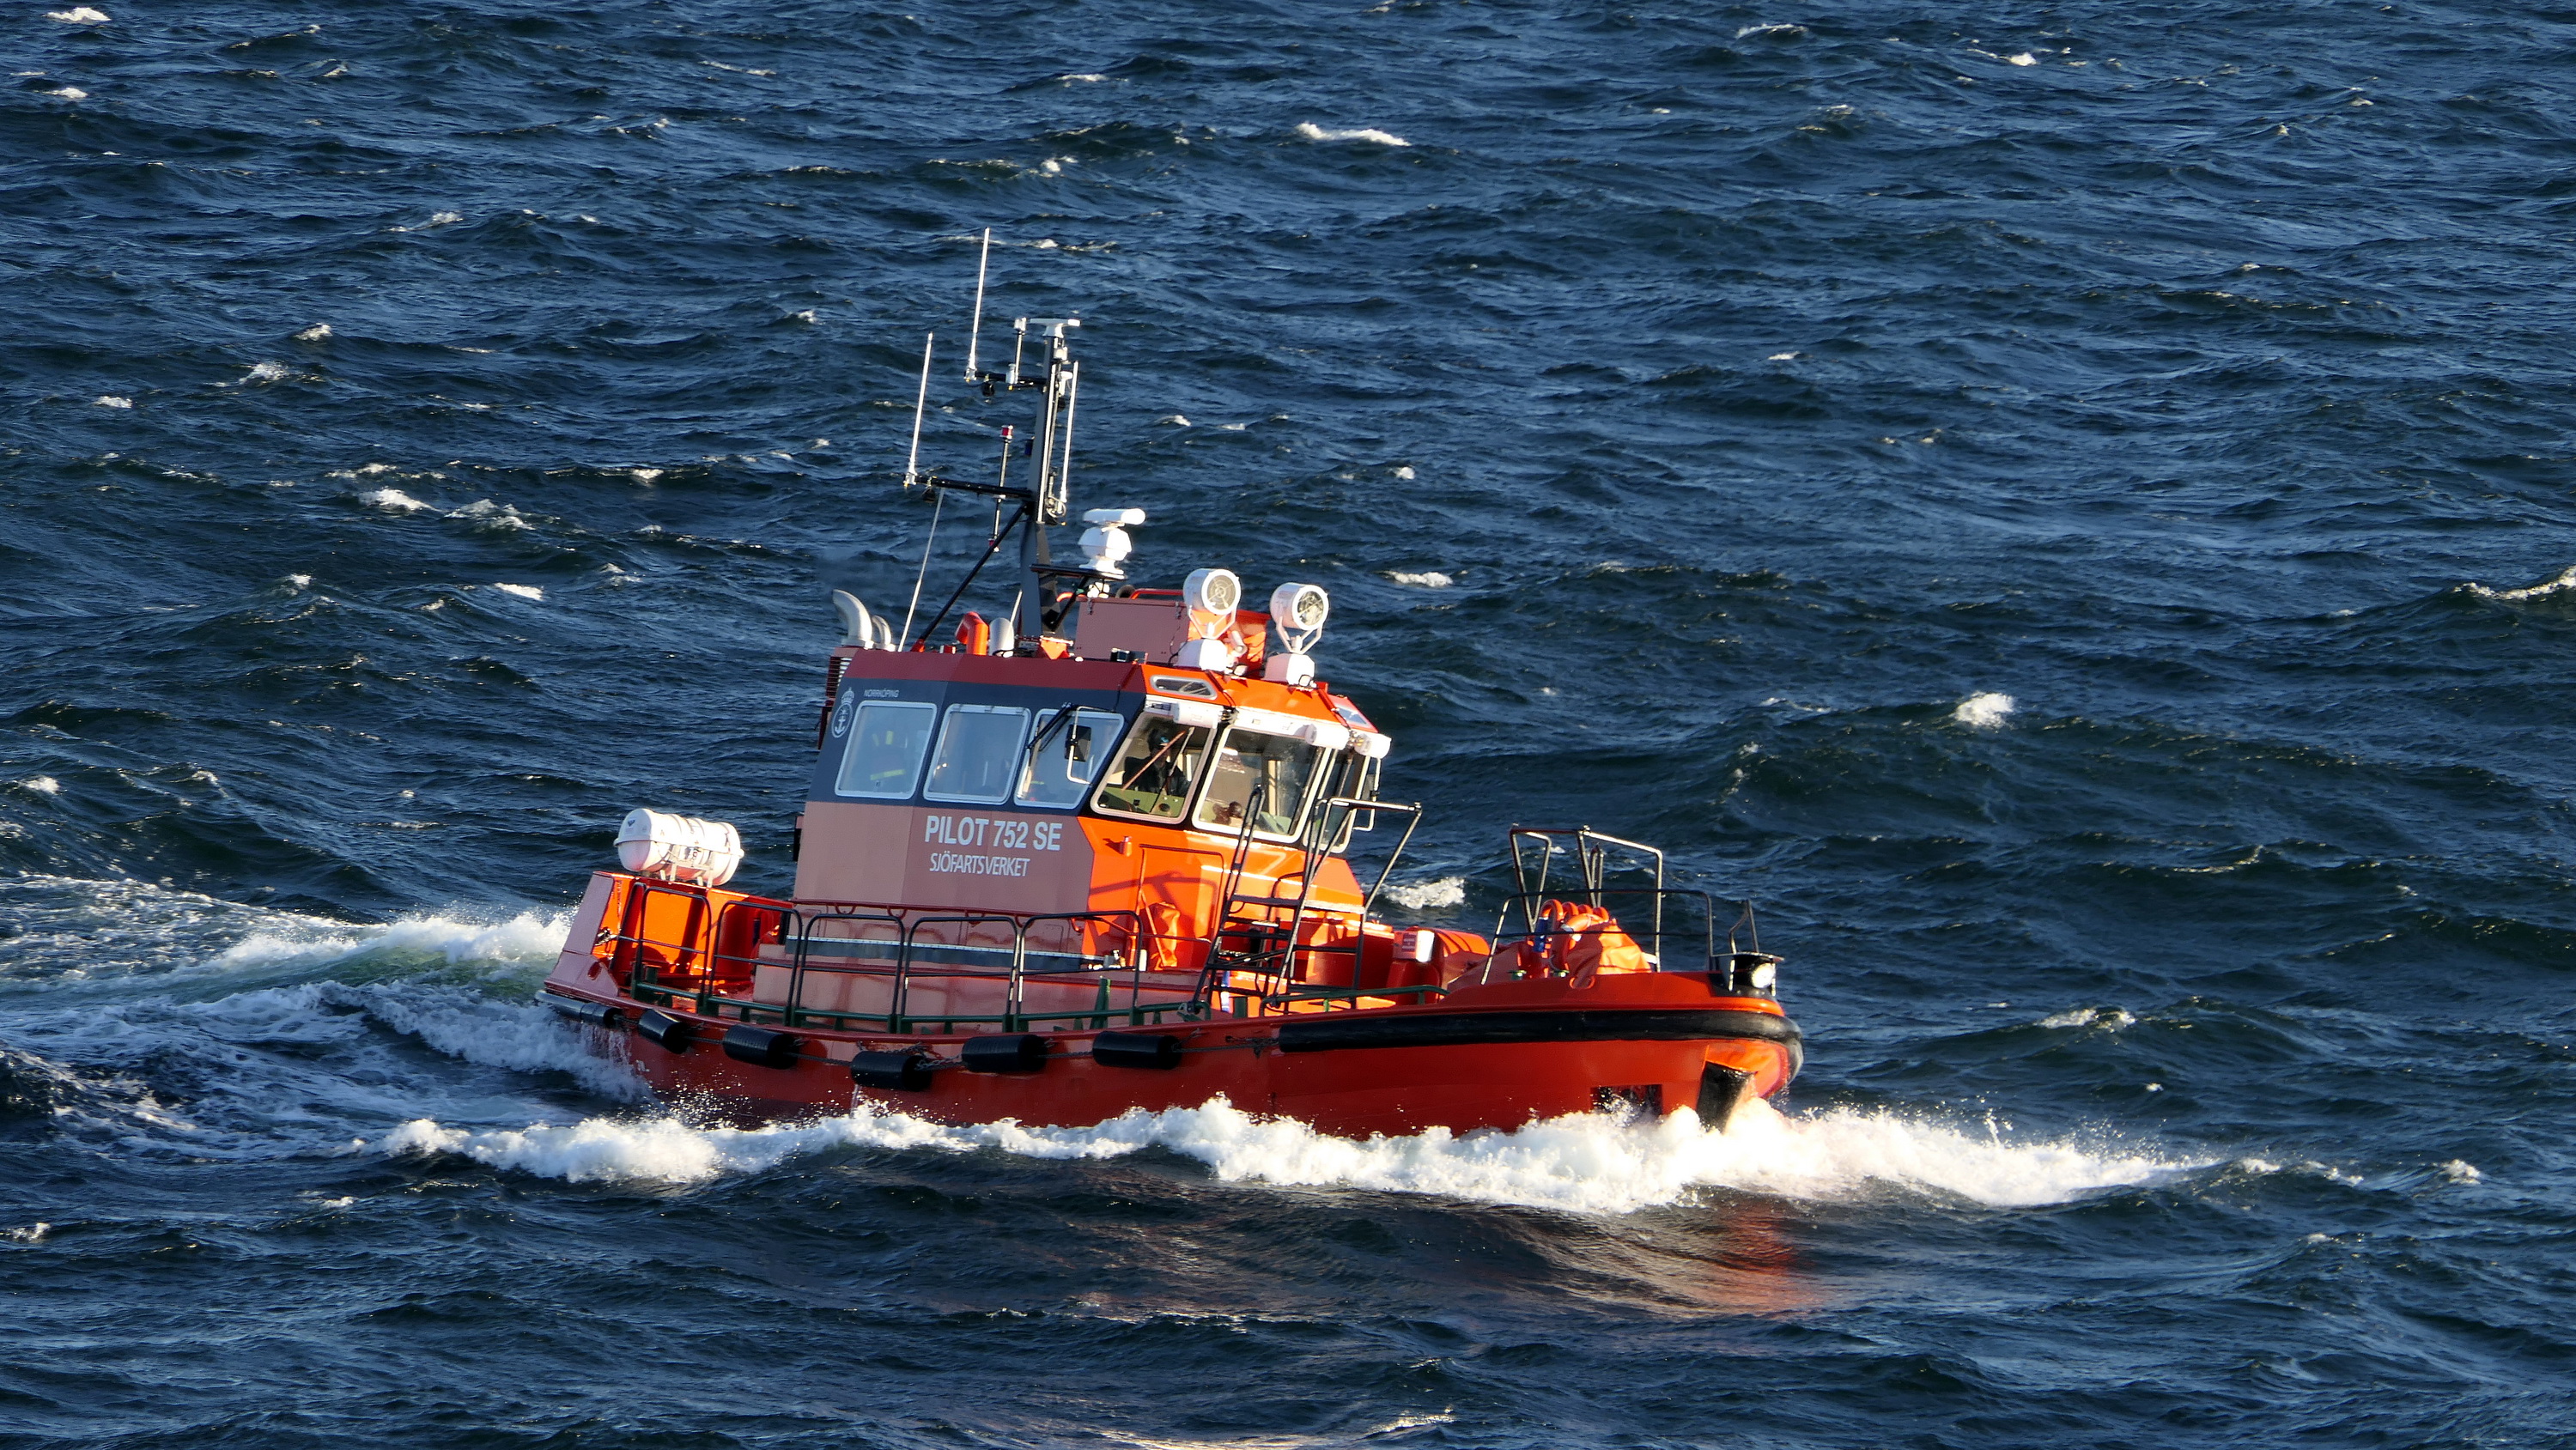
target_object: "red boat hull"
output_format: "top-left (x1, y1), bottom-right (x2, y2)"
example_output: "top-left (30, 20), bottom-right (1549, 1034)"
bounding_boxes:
top-left (548, 971), bottom-right (1799, 1138)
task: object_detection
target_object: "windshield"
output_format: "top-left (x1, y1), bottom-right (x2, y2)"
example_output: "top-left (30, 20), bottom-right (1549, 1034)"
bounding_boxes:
top-left (1196, 727), bottom-right (1321, 839)
top-left (1091, 717), bottom-right (1213, 821)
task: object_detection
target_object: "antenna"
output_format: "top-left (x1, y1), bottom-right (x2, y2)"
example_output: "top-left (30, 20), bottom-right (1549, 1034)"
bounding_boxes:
top-left (902, 331), bottom-right (933, 487)
top-left (1050, 359), bottom-right (1078, 524)
top-left (963, 228), bottom-right (991, 382)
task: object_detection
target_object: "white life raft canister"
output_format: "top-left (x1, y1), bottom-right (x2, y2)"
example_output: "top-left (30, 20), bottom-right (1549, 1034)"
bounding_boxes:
top-left (614, 809), bottom-right (744, 887)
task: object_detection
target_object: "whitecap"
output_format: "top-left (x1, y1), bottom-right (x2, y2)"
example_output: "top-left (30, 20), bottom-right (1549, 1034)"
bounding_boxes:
top-left (1295, 122), bottom-right (1410, 147)
top-left (293, 324), bottom-right (331, 343)
top-left (240, 361), bottom-right (289, 384)
top-left (445, 500), bottom-right (530, 531)
top-left (1766, 351), bottom-right (1800, 361)
top-left (2008, 52), bottom-right (2038, 66)
top-left (787, 309), bottom-right (817, 324)
top-left (1060, 73), bottom-right (1107, 83)
top-left (1952, 691), bottom-right (2015, 728)
top-left (2037, 1006), bottom-right (2136, 1030)
top-left (1735, 21), bottom-right (1805, 38)
top-left (215, 909), bottom-right (566, 973)
top-left (1393, 464), bottom-right (1416, 480)
top-left (380, 1096), bottom-right (2201, 1211)
top-left (360, 487), bottom-right (428, 513)
top-left (1384, 875), bottom-right (1467, 910)
top-left (489, 583), bottom-right (543, 602)
top-left (44, 87), bottom-right (88, 100)
top-left (94, 395), bottom-right (132, 409)
top-left (2468, 564), bottom-right (2576, 602)
top-left (628, 467), bottom-right (665, 482)
top-left (47, 6), bottom-right (110, 21)
top-left (1388, 570), bottom-right (1454, 589)
top-left (2441, 1159), bottom-right (2482, 1183)
top-left (1156, 415), bottom-right (1191, 427)
top-left (19, 777), bottom-right (61, 795)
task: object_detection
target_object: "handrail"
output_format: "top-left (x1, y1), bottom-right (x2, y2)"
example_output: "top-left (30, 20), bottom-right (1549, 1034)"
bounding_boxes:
top-left (1506, 827), bottom-right (1667, 944)
top-left (1468, 887), bottom-right (1730, 986)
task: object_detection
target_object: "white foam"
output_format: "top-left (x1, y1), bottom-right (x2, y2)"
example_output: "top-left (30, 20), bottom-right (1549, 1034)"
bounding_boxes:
top-left (2038, 1006), bottom-right (2135, 1030)
top-left (47, 6), bottom-right (109, 21)
top-left (215, 909), bottom-right (566, 973)
top-left (2008, 52), bottom-right (2038, 65)
top-left (1296, 122), bottom-right (1410, 147)
top-left (380, 1096), bottom-right (2202, 1211)
top-left (1952, 691), bottom-right (2015, 728)
top-left (293, 324), bottom-right (331, 342)
top-left (628, 467), bottom-right (664, 482)
top-left (94, 395), bottom-right (131, 408)
top-left (360, 487), bottom-right (428, 513)
top-left (242, 361), bottom-right (289, 383)
top-left (489, 583), bottom-right (543, 601)
top-left (1393, 465), bottom-right (1415, 480)
top-left (2468, 564), bottom-right (2576, 602)
top-left (1156, 415), bottom-right (1191, 427)
top-left (1735, 22), bottom-right (1805, 38)
top-left (2441, 1159), bottom-right (2482, 1183)
top-left (19, 777), bottom-right (61, 794)
top-left (787, 309), bottom-right (817, 324)
top-left (446, 499), bottom-right (530, 531)
top-left (1383, 876), bottom-right (1467, 910)
top-left (45, 87), bottom-right (88, 100)
top-left (1767, 351), bottom-right (1800, 361)
top-left (3, 1222), bottom-right (50, 1243)
top-left (1388, 570), bottom-right (1453, 588)
top-left (1060, 72), bottom-right (1107, 83)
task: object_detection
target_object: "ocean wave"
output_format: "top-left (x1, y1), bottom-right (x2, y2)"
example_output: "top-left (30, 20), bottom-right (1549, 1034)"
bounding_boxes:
top-left (380, 1096), bottom-right (2202, 1211)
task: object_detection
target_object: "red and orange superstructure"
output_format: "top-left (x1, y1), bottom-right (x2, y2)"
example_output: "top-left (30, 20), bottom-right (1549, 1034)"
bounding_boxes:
top-left (538, 239), bottom-right (1801, 1137)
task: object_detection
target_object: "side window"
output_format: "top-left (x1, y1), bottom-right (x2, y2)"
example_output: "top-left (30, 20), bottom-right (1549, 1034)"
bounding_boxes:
top-left (923, 704), bottom-right (1031, 804)
top-left (1017, 707), bottom-right (1123, 809)
top-left (1196, 728), bottom-right (1322, 839)
top-left (1091, 716), bottom-right (1214, 821)
top-left (834, 701), bottom-right (938, 799)
top-left (1321, 749), bottom-right (1380, 851)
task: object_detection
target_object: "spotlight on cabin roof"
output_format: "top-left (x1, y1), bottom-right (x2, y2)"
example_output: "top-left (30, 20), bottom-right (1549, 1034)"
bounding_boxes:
top-left (1182, 567), bottom-right (1242, 616)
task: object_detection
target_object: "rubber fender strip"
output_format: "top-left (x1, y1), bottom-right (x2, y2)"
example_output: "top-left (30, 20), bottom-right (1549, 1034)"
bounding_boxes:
top-left (1274, 1008), bottom-right (1801, 1056)
top-left (851, 1049), bottom-right (934, 1090)
top-left (721, 1023), bottom-right (802, 1070)
top-left (961, 1033), bottom-right (1051, 1074)
top-left (1090, 1030), bottom-right (1183, 1069)
top-left (635, 1009), bottom-right (695, 1053)
top-left (541, 992), bottom-right (626, 1031)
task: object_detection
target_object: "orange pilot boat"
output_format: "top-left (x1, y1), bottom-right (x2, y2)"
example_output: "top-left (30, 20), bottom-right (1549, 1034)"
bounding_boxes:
top-left (536, 242), bottom-right (1801, 1138)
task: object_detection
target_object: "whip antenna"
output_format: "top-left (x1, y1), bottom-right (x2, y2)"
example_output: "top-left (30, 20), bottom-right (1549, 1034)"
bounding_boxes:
top-left (963, 228), bottom-right (991, 382)
top-left (902, 331), bottom-right (933, 487)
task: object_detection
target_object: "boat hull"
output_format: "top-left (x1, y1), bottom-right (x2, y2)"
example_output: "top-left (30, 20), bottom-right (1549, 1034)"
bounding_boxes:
top-left (550, 973), bottom-right (1799, 1138)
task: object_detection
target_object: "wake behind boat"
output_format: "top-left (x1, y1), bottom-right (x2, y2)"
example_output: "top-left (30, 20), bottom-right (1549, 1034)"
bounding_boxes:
top-left (536, 238), bottom-right (1801, 1136)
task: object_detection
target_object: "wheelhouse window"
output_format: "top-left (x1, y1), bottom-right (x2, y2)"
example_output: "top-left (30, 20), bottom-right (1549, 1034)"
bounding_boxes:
top-left (1017, 707), bottom-right (1122, 810)
top-left (1091, 715), bottom-right (1214, 821)
top-left (1317, 748), bottom-right (1380, 852)
top-left (1196, 725), bottom-right (1322, 840)
top-left (923, 704), bottom-right (1031, 804)
top-left (834, 701), bottom-right (937, 799)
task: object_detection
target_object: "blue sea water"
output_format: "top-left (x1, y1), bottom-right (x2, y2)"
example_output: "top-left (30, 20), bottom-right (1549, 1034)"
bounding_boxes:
top-left (6, 1), bottom-right (2576, 1445)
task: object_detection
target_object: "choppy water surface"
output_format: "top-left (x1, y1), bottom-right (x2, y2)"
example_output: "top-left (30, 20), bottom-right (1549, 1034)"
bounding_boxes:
top-left (7, 2), bottom-right (2575, 1445)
